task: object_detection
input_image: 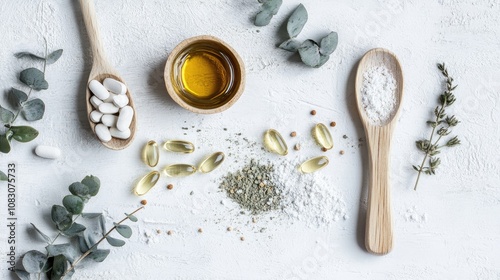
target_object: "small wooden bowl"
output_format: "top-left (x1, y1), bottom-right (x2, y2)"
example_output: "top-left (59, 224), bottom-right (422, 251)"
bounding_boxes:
top-left (164, 35), bottom-right (245, 114)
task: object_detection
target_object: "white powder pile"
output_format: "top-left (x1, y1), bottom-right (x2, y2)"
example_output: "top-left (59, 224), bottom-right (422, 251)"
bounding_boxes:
top-left (361, 65), bottom-right (398, 126)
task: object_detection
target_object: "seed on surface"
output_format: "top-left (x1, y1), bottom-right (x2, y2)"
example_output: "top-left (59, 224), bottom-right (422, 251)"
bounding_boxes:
top-left (140, 199), bottom-right (147, 205)
top-left (156, 229), bottom-right (161, 234)
top-left (198, 228), bottom-right (203, 233)
top-left (167, 184), bottom-right (173, 190)
top-left (330, 121), bottom-right (336, 127)
top-left (167, 230), bottom-right (173, 235)
top-left (290, 131), bottom-right (297, 137)
top-left (340, 150), bottom-right (345, 155)
top-left (310, 110), bottom-right (316, 115)
top-left (321, 147), bottom-right (327, 152)
top-left (294, 144), bottom-right (301, 151)
top-left (252, 217), bottom-right (257, 223)
top-left (240, 236), bottom-right (245, 241)
top-left (227, 227), bottom-right (232, 232)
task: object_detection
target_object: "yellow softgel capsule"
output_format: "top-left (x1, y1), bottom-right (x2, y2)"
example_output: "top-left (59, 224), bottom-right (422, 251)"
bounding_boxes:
top-left (198, 152), bottom-right (225, 173)
top-left (312, 123), bottom-right (333, 150)
top-left (163, 164), bottom-right (197, 177)
top-left (263, 129), bottom-right (288, 156)
top-left (134, 171), bottom-right (160, 196)
top-left (163, 140), bottom-right (195, 153)
top-left (142, 140), bottom-right (159, 167)
top-left (299, 156), bottom-right (329, 174)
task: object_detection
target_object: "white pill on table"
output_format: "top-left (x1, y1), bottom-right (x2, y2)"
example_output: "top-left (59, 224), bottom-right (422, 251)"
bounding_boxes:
top-left (101, 114), bottom-right (118, 127)
top-left (95, 124), bottom-right (112, 142)
top-left (117, 106), bottom-right (134, 132)
top-left (89, 80), bottom-right (110, 100)
top-left (35, 145), bottom-right (61, 159)
top-left (113, 95), bottom-right (129, 108)
top-left (103, 78), bottom-right (127, 95)
top-left (110, 127), bottom-right (131, 139)
top-left (98, 103), bottom-right (119, 114)
top-left (90, 110), bottom-right (103, 123)
top-left (90, 96), bottom-right (103, 108)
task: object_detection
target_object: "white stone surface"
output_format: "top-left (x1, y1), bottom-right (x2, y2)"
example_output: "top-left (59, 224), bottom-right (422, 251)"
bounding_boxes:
top-left (1, 0), bottom-right (499, 279)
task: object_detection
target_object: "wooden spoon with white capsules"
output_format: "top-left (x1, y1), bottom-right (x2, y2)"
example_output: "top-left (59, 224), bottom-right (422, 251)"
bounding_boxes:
top-left (79, 0), bottom-right (136, 150)
top-left (355, 48), bottom-right (404, 255)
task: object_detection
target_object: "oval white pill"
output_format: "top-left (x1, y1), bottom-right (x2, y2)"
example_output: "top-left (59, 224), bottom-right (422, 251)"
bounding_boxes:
top-left (35, 145), bottom-right (61, 159)
top-left (110, 127), bottom-right (131, 139)
top-left (90, 96), bottom-right (103, 108)
top-left (95, 124), bottom-right (112, 142)
top-left (103, 78), bottom-right (127, 95)
top-left (98, 103), bottom-right (119, 114)
top-left (89, 80), bottom-right (110, 100)
top-left (117, 106), bottom-right (134, 132)
top-left (113, 95), bottom-right (129, 108)
top-left (101, 114), bottom-right (118, 127)
top-left (90, 110), bottom-right (103, 123)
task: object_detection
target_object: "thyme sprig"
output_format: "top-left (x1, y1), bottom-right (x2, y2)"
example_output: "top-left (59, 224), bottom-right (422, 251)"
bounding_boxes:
top-left (412, 63), bottom-right (461, 190)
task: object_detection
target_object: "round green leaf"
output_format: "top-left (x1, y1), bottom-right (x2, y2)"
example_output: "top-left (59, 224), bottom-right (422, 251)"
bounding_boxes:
top-left (47, 49), bottom-right (63, 64)
top-left (90, 249), bottom-right (110, 262)
top-left (106, 236), bottom-right (125, 247)
top-left (22, 250), bottom-right (47, 274)
top-left (19, 68), bottom-right (48, 90)
top-left (51, 205), bottom-right (73, 231)
top-left (316, 54), bottom-right (330, 68)
top-left (125, 213), bottom-right (138, 222)
top-left (298, 40), bottom-right (321, 67)
top-left (279, 39), bottom-right (300, 52)
top-left (81, 175), bottom-right (100, 196)
top-left (115, 224), bottom-right (132, 238)
top-left (63, 195), bottom-right (84, 214)
top-left (255, 9), bottom-right (273, 26)
top-left (62, 222), bottom-right (86, 237)
top-left (22, 98), bottom-right (45, 121)
top-left (77, 236), bottom-right (90, 253)
top-left (8, 88), bottom-right (28, 109)
top-left (319, 31), bottom-right (339, 56)
top-left (262, 0), bottom-right (282, 15)
top-left (0, 134), bottom-right (11, 153)
top-left (51, 255), bottom-right (68, 280)
top-left (0, 105), bottom-right (14, 124)
top-left (45, 244), bottom-right (78, 263)
top-left (287, 4), bottom-right (308, 38)
top-left (69, 182), bottom-right (90, 197)
top-left (9, 126), bottom-right (39, 143)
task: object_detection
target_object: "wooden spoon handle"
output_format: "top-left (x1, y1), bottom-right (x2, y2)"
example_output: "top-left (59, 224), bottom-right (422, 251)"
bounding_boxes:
top-left (79, 0), bottom-right (107, 64)
top-left (365, 126), bottom-right (393, 255)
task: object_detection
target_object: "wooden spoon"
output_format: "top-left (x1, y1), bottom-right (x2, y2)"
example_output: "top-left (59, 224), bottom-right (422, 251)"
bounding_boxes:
top-left (355, 48), bottom-right (404, 255)
top-left (79, 0), bottom-right (136, 150)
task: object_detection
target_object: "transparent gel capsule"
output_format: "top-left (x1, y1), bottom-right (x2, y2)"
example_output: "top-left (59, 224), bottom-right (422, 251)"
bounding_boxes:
top-left (263, 129), bottom-right (288, 156)
top-left (299, 156), bottom-right (329, 174)
top-left (163, 140), bottom-right (195, 153)
top-left (198, 152), bottom-right (225, 173)
top-left (134, 171), bottom-right (160, 196)
top-left (142, 140), bottom-right (159, 167)
top-left (312, 123), bottom-right (334, 150)
top-left (163, 164), bottom-right (197, 177)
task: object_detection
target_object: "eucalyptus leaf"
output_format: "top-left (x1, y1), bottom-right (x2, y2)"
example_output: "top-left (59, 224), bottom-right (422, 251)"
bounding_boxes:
top-left (316, 54), bottom-right (330, 68)
top-left (262, 0), bottom-right (282, 15)
top-left (0, 105), bottom-right (14, 124)
top-left (10, 125), bottom-right (39, 143)
top-left (63, 195), bottom-right (85, 214)
top-left (319, 31), bottom-right (338, 56)
top-left (88, 235), bottom-right (98, 251)
top-left (115, 224), bottom-right (132, 238)
top-left (279, 39), bottom-right (301, 52)
top-left (46, 243), bottom-right (79, 263)
top-left (51, 205), bottom-right (73, 231)
top-left (106, 236), bottom-right (125, 247)
top-left (62, 222), bottom-right (86, 237)
top-left (0, 134), bottom-right (11, 153)
top-left (81, 175), bottom-right (100, 196)
top-left (0, 171), bottom-right (7, 181)
top-left (287, 4), bottom-right (308, 38)
top-left (8, 88), bottom-right (28, 109)
top-left (14, 269), bottom-right (30, 280)
top-left (77, 236), bottom-right (90, 253)
top-left (19, 68), bottom-right (48, 90)
top-left (125, 213), bottom-right (138, 222)
top-left (22, 250), bottom-right (47, 273)
top-left (46, 49), bottom-right (63, 64)
top-left (298, 40), bottom-right (321, 67)
top-left (22, 98), bottom-right (45, 121)
top-left (89, 249), bottom-right (110, 262)
top-left (51, 255), bottom-right (68, 280)
top-left (30, 223), bottom-right (52, 244)
top-left (255, 9), bottom-right (273, 26)
top-left (81, 212), bottom-right (102, 219)
top-left (99, 215), bottom-right (106, 234)
top-left (69, 182), bottom-right (90, 197)
top-left (15, 52), bottom-right (45, 61)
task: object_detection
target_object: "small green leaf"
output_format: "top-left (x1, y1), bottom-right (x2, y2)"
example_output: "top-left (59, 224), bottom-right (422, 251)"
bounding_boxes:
top-left (21, 98), bottom-right (45, 121)
top-left (99, 215), bottom-right (107, 234)
top-left (319, 32), bottom-right (338, 56)
top-left (46, 49), bottom-right (63, 64)
top-left (63, 195), bottom-right (85, 214)
top-left (298, 40), bottom-right (320, 67)
top-left (51, 255), bottom-right (68, 280)
top-left (262, 0), bottom-right (282, 15)
top-left (8, 88), bottom-right (28, 109)
top-left (15, 52), bottom-right (45, 61)
top-left (81, 175), bottom-right (100, 196)
top-left (77, 236), bottom-right (90, 253)
top-left (30, 223), bottom-right (52, 244)
top-left (69, 182), bottom-right (90, 197)
top-left (46, 244), bottom-right (78, 263)
top-left (81, 212), bottom-right (102, 219)
top-left (0, 171), bottom-right (7, 181)
top-left (115, 224), bottom-right (132, 238)
top-left (10, 125), bottom-right (39, 142)
top-left (106, 236), bottom-right (125, 247)
top-left (51, 205), bottom-right (73, 231)
top-left (15, 270), bottom-right (30, 280)
top-left (279, 39), bottom-right (301, 52)
top-left (412, 165), bottom-right (420, 171)
top-left (126, 213), bottom-right (138, 222)
top-left (315, 54), bottom-right (330, 68)
top-left (89, 249), bottom-right (110, 262)
top-left (62, 222), bottom-right (86, 237)
top-left (0, 134), bottom-right (11, 153)
top-left (255, 9), bottom-right (273, 26)
top-left (22, 250), bottom-right (47, 273)
top-left (0, 105), bottom-right (14, 124)
top-left (19, 68), bottom-right (48, 90)
top-left (287, 4), bottom-right (308, 38)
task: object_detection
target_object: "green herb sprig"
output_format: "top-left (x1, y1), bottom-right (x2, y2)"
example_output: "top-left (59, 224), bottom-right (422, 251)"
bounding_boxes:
top-left (15, 176), bottom-right (143, 280)
top-left (412, 63), bottom-right (461, 190)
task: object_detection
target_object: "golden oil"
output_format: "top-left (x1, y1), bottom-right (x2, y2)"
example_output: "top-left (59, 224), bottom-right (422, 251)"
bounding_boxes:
top-left (312, 123), bottom-right (334, 150)
top-left (263, 129), bottom-right (288, 156)
top-left (163, 140), bottom-right (195, 153)
top-left (163, 164), bottom-right (197, 177)
top-left (142, 140), bottom-right (159, 167)
top-left (199, 152), bottom-right (225, 173)
top-left (134, 170), bottom-right (160, 196)
top-left (299, 156), bottom-right (329, 174)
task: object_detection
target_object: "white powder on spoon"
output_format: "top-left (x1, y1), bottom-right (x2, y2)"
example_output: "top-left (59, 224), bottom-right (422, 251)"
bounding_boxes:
top-left (361, 65), bottom-right (398, 126)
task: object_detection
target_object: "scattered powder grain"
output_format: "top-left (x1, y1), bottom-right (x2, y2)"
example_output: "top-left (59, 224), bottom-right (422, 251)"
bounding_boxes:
top-left (361, 65), bottom-right (398, 126)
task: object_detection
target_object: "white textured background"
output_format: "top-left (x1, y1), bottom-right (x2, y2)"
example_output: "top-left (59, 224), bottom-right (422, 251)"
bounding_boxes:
top-left (1, 0), bottom-right (499, 279)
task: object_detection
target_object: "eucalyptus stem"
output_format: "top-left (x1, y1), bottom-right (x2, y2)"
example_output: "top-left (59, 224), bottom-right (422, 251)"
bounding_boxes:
top-left (59, 206), bottom-right (144, 280)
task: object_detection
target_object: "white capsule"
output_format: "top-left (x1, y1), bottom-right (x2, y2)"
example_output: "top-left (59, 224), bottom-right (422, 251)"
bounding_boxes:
top-left (98, 103), bottom-right (119, 114)
top-left (90, 96), bottom-right (103, 108)
top-left (89, 80), bottom-right (110, 100)
top-left (117, 106), bottom-right (134, 132)
top-left (113, 95), bottom-right (129, 108)
top-left (101, 114), bottom-right (118, 127)
top-left (103, 78), bottom-right (127, 95)
top-left (35, 145), bottom-right (61, 159)
top-left (90, 110), bottom-right (103, 123)
top-left (95, 124), bottom-right (112, 142)
top-left (110, 127), bottom-right (131, 139)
